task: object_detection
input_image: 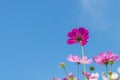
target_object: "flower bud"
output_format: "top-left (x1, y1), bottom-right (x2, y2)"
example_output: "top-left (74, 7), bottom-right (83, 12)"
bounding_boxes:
top-left (109, 61), bottom-right (114, 65)
top-left (51, 77), bottom-right (56, 80)
top-left (60, 62), bottom-right (66, 68)
top-left (89, 66), bottom-right (95, 72)
top-left (69, 72), bottom-right (73, 77)
top-left (69, 73), bottom-right (74, 80)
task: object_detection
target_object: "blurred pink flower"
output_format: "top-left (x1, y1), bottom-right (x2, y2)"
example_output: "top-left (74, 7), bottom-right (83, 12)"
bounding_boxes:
top-left (68, 72), bottom-right (79, 80)
top-left (67, 27), bottom-right (89, 46)
top-left (52, 77), bottom-right (69, 80)
top-left (69, 72), bottom-right (73, 77)
top-left (67, 54), bottom-right (92, 64)
top-left (62, 77), bottom-right (69, 80)
top-left (82, 72), bottom-right (99, 80)
top-left (53, 76), bottom-right (78, 80)
top-left (94, 51), bottom-right (119, 65)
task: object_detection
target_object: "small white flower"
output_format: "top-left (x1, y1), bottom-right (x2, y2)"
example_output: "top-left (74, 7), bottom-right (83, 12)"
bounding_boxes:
top-left (101, 75), bottom-right (109, 80)
top-left (89, 73), bottom-right (99, 80)
top-left (117, 67), bottom-right (120, 73)
top-left (110, 72), bottom-right (119, 79)
top-left (101, 72), bottom-right (109, 80)
top-left (101, 72), bottom-right (119, 80)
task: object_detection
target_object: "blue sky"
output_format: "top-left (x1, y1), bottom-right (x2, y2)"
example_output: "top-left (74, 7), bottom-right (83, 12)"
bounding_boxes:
top-left (0, 0), bottom-right (120, 80)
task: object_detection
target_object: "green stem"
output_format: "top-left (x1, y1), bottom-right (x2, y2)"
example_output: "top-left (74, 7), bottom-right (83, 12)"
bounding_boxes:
top-left (110, 64), bottom-right (113, 80)
top-left (81, 45), bottom-right (84, 57)
top-left (80, 42), bottom-right (86, 80)
top-left (110, 64), bottom-right (112, 72)
top-left (105, 64), bottom-right (108, 74)
top-left (63, 67), bottom-right (68, 77)
top-left (77, 64), bottom-right (80, 80)
top-left (105, 64), bottom-right (112, 80)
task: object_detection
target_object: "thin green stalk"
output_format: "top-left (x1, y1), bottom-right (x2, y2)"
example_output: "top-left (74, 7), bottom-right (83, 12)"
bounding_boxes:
top-left (63, 67), bottom-right (68, 77)
top-left (110, 64), bottom-right (112, 72)
top-left (105, 64), bottom-right (112, 80)
top-left (77, 64), bottom-right (80, 80)
top-left (110, 64), bottom-right (113, 80)
top-left (105, 64), bottom-right (108, 74)
top-left (80, 42), bottom-right (86, 80)
top-left (81, 44), bottom-right (84, 57)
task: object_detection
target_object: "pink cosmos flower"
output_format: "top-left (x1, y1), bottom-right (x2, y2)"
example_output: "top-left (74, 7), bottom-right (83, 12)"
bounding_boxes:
top-left (94, 51), bottom-right (119, 65)
top-left (82, 72), bottom-right (99, 80)
top-left (67, 54), bottom-right (92, 64)
top-left (69, 72), bottom-right (79, 80)
top-left (52, 77), bottom-right (69, 80)
top-left (53, 76), bottom-right (78, 80)
top-left (69, 72), bottom-right (73, 77)
top-left (62, 77), bottom-right (69, 80)
top-left (67, 27), bottom-right (89, 46)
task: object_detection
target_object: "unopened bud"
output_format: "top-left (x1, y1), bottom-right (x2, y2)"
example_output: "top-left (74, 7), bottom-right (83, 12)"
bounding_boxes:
top-left (69, 72), bottom-right (73, 77)
top-left (89, 66), bottom-right (95, 72)
top-left (60, 62), bottom-right (66, 68)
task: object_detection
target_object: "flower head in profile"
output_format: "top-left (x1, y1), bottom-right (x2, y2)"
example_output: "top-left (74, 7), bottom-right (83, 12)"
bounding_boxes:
top-left (67, 27), bottom-right (89, 46)
top-left (82, 72), bottom-right (99, 80)
top-left (67, 54), bottom-right (92, 64)
top-left (94, 51), bottom-right (119, 65)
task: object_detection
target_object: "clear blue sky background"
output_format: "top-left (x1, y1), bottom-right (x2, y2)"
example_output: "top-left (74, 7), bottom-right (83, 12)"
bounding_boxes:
top-left (0, 0), bottom-right (120, 80)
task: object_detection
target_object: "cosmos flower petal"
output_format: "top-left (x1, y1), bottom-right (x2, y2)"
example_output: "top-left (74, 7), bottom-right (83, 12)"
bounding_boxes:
top-left (80, 41), bottom-right (87, 46)
top-left (71, 28), bottom-right (79, 37)
top-left (67, 54), bottom-right (75, 62)
top-left (79, 27), bottom-right (86, 35)
top-left (67, 39), bottom-right (77, 44)
top-left (67, 32), bottom-right (76, 38)
top-left (85, 59), bottom-right (92, 64)
top-left (81, 56), bottom-right (92, 64)
top-left (67, 54), bottom-right (82, 64)
top-left (105, 51), bottom-right (112, 60)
